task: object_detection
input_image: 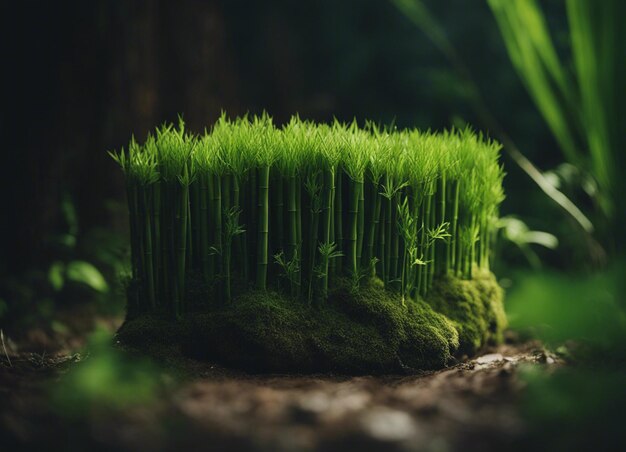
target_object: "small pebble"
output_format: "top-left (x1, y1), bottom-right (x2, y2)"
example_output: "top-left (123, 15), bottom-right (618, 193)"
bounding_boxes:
top-left (476, 353), bottom-right (503, 364)
top-left (359, 407), bottom-right (419, 442)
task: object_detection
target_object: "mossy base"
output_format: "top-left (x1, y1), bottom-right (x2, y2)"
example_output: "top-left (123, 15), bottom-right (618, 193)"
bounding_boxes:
top-left (117, 271), bottom-right (506, 374)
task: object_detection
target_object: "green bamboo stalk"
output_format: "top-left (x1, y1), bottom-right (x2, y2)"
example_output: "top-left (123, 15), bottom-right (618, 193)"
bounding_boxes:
top-left (379, 205), bottom-right (386, 283)
top-left (223, 207), bottom-right (243, 302)
top-left (399, 198), bottom-right (409, 304)
top-left (272, 173), bottom-right (284, 260)
top-left (467, 215), bottom-right (476, 279)
top-left (428, 192), bottom-right (436, 289)
top-left (456, 230), bottom-right (464, 278)
top-left (152, 183), bottom-right (161, 306)
top-left (256, 165), bottom-right (270, 290)
top-left (417, 198), bottom-right (426, 296)
top-left (141, 185), bottom-right (156, 308)
top-left (384, 176), bottom-right (392, 286)
top-left (177, 178), bottom-right (190, 315)
top-left (191, 181), bottom-right (200, 268)
top-left (320, 166), bottom-right (335, 295)
top-left (287, 173), bottom-right (298, 295)
top-left (222, 173), bottom-right (231, 217)
top-left (233, 174), bottom-right (247, 279)
top-left (206, 174), bottom-right (216, 282)
top-left (161, 183), bottom-right (171, 312)
top-left (445, 179), bottom-right (452, 273)
top-left (296, 177), bottom-right (302, 289)
top-left (334, 169), bottom-right (343, 274)
top-left (186, 193), bottom-right (193, 272)
top-left (213, 173), bottom-right (223, 287)
top-left (307, 200), bottom-right (320, 303)
top-left (233, 175), bottom-right (241, 211)
top-left (438, 175), bottom-right (447, 274)
top-left (239, 173), bottom-right (250, 281)
top-left (409, 192), bottom-right (421, 299)
top-left (365, 180), bottom-right (382, 274)
top-left (477, 212), bottom-right (485, 269)
top-left (347, 178), bottom-right (361, 279)
top-left (356, 178), bottom-right (365, 266)
top-left (390, 191), bottom-right (400, 289)
top-left (481, 212), bottom-right (490, 269)
top-left (451, 179), bottom-right (461, 275)
top-left (455, 224), bottom-right (463, 277)
top-left (170, 185), bottom-right (180, 316)
top-left (199, 174), bottom-right (210, 281)
top-left (328, 163), bottom-right (337, 280)
top-left (248, 169), bottom-right (257, 282)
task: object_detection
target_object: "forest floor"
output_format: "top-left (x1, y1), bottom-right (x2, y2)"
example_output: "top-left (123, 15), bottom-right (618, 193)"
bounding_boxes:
top-left (0, 306), bottom-right (560, 451)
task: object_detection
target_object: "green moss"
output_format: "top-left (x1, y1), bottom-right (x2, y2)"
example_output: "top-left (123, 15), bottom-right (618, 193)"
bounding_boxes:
top-left (425, 269), bottom-right (506, 355)
top-left (117, 272), bottom-right (506, 374)
top-left (116, 315), bottom-right (177, 350)
top-left (180, 291), bottom-right (316, 371)
top-left (328, 278), bottom-right (459, 370)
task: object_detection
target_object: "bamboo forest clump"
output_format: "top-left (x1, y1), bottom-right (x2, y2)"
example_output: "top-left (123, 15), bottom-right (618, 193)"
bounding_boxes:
top-left (111, 114), bottom-right (505, 319)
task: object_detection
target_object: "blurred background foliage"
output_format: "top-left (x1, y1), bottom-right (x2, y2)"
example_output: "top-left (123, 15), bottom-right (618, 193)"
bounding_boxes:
top-left (0, 0), bottom-right (590, 328)
top-left (52, 328), bottom-right (164, 417)
top-left (1, 0), bottom-right (625, 446)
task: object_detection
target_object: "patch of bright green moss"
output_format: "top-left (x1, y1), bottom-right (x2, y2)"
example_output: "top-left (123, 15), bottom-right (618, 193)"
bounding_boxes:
top-left (117, 272), bottom-right (505, 373)
top-left (426, 269), bottom-right (507, 356)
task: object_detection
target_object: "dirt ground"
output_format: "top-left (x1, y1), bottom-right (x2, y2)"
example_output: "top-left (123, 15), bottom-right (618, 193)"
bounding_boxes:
top-left (0, 310), bottom-right (558, 452)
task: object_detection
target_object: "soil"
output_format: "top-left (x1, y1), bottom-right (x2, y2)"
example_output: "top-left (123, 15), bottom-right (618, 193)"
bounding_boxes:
top-left (0, 307), bottom-right (558, 452)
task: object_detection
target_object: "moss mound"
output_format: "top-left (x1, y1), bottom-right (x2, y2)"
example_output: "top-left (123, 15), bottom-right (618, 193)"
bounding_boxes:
top-left (426, 269), bottom-right (507, 356)
top-left (117, 272), bottom-right (505, 374)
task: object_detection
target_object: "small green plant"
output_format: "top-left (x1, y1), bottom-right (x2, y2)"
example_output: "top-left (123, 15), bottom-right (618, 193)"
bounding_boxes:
top-left (111, 114), bottom-right (505, 317)
top-left (222, 206), bottom-right (245, 302)
top-left (316, 242), bottom-right (343, 300)
top-left (274, 249), bottom-right (300, 298)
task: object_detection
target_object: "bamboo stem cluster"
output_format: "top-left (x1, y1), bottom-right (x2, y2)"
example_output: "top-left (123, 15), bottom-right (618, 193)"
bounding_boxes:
top-left (111, 114), bottom-right (505, 316)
